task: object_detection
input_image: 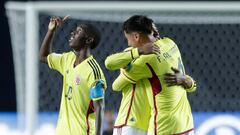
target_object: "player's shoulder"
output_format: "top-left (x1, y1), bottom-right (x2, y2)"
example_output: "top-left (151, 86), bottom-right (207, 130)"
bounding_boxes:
top-left (53, 51), bottom-right (74, 58)
top-left (49, 51), bottom-right (75, 62)
top-left (158, 37), bottom-right (176, 45)
top-left (139, 54), bottom-right (156, 64)
top-left (61, 51), bottom-right (75, 62)
top-left (86, 56), bottom-right (106, 83)
top-left (86, 56), bottom-right (102, 73)
top-left (87, 56), bottom-right (101, 67)
top-left (65, 51), bottom-right (76, 57)
top-left (123, 47), bottom-right (133, 52)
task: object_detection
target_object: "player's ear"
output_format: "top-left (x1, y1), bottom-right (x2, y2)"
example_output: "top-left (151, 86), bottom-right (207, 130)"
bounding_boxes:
top-left (133, 32), bottom-right (140, 42)
top-left (86, 37), bottom-right (94, 45)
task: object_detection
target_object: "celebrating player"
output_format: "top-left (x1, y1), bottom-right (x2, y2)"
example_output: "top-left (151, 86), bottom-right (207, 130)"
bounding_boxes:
top-left (39, 16), bottom-right (107, 135)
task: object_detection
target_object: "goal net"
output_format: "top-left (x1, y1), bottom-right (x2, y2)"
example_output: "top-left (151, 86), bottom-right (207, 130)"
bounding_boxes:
top-left (5, 1), bottom-right (240, 135)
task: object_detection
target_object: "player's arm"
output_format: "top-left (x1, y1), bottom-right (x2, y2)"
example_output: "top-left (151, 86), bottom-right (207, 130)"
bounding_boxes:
top-left (105, 48), bottom-right (139, 70)
top-left (112, 69), bottom-right (136, 91)
top-left (39, 16), bottom-right (69, 64)
top-left (105, 44), bottom-right (160, 70)
top-left (90, 80), bottom-right (105, 135)
top-left (94, 99), bottom-right (104, 135)
top-left (112, 58), bottom-right (154, 91)
top-left (164, 67), bottom-right (197, 92)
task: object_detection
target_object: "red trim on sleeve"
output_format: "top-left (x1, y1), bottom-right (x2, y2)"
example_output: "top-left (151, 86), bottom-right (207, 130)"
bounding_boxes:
top-left (122, 71), bottom-right (136, 83)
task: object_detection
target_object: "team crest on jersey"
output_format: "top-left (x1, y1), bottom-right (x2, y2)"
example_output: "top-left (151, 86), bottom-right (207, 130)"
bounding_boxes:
top-left (75, 75), bottom-right (81, 85)
top-left (130, 117), bottom-right (135, 122)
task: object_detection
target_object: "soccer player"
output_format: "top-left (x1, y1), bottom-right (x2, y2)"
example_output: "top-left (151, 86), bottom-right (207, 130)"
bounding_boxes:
top-left (105, 43), bottom-right (158, 135)
top-left (39, 16), bottom-right (106, 135)
top-left (107, 15), bottom-right (196, 135)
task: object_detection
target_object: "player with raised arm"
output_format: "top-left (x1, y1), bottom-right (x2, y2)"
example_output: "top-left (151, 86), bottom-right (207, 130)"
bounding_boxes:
top-left (109, 15), bottom-right (196, 135)
top-left (39, 16), bottom-right (106, 135)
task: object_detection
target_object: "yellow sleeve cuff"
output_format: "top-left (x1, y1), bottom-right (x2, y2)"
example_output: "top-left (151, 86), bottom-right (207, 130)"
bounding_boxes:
top-left (131, 48), bottom-right (140, 59)
top-left (92, 97), bottom-right (104, 101)
top-left (185, 75), bottom-right (197, 92)
top-left (47, 54), bottom-right (53, 69)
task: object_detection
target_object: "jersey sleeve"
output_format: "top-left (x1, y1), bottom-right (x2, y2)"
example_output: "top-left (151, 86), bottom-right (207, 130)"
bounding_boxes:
top-left (105, 47), bottom-right (140, 70)
top-left (112, 56), bottom-right (153, 91)
top-left (121, 56), bottom-right (153, 81)
top-left (87, 60), bottom-right (107, 101)
top-left (112, 69), bottom-right (136, 91)
top-left (185, 75), bottom-right (197, 92)
top-left (47, 53), bottom-right (66, 75)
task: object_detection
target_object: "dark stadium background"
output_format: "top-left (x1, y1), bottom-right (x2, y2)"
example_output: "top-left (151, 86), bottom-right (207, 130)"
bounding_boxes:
top-left (0, 0), bottom-right (239, 112)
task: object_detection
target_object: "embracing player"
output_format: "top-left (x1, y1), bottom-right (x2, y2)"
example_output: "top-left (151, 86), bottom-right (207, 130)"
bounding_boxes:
top-left (106, 15), bottom-right (196, 135)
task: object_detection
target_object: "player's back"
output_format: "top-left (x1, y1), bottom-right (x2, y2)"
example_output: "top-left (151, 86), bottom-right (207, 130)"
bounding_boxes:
top-left (131, 38), bottom-right (194, 134)
top-left (146, 38), bottom-right (189, 110)
top-left (149, 38), bottom-right (193, 134)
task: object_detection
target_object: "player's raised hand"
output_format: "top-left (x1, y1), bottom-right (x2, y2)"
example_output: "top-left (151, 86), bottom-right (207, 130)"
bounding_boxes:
top-left (138, 42), bottom-right (160, 55)
top-left (48, 15), bottom-right (70, 31)
top-left (164, 67), bottom-right (186, 87)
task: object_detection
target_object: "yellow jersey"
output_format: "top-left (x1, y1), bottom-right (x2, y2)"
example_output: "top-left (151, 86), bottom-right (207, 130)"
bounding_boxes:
top-left (47, 52), bottom-right (106, 135)
top-left (113, 37), bottom-right (196, 135)
top-left (105, 48), bottom-right (151, 131)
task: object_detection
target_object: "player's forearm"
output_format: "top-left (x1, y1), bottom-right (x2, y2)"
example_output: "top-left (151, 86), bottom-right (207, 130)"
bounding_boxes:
top-left (105, 48), bottom-right (139, 70)
top-left (105, 53), bottom-right (132, 70)
top-left (94, 99), bottom-right (104, 135)
top-left (112, 71), bottom-right (136, 91)
top-left (39, 30), bottom-right (55, 63)
top-left (112, 79), bottom-right (125, 91)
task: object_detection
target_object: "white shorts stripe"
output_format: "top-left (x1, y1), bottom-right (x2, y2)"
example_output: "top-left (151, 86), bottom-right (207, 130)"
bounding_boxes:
top-left (113, 126), bottom-right (147, 135)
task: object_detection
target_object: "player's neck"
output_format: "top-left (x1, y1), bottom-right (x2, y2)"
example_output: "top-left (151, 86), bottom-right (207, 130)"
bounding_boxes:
top-left (139, 35), bottom-right (156, 46)
top-left (73, 48), bottom-right (90, 66)
top-left (148, 34), bottom-right (157, 42)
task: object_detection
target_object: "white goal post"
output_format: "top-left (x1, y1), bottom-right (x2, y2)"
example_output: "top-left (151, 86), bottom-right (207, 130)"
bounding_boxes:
top-left (5, 1), bottom-right (240, 135)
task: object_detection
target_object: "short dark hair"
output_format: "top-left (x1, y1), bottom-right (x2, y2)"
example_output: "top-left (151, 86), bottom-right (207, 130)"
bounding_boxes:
top-left (123, 15), bottom-right (153, 34)
top-left (81, 23), bottom-right (101, 49)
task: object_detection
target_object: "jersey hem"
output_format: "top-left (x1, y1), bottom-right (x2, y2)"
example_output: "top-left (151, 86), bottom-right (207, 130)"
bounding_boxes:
top-left (173, 128), bottom-right (194, 135)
